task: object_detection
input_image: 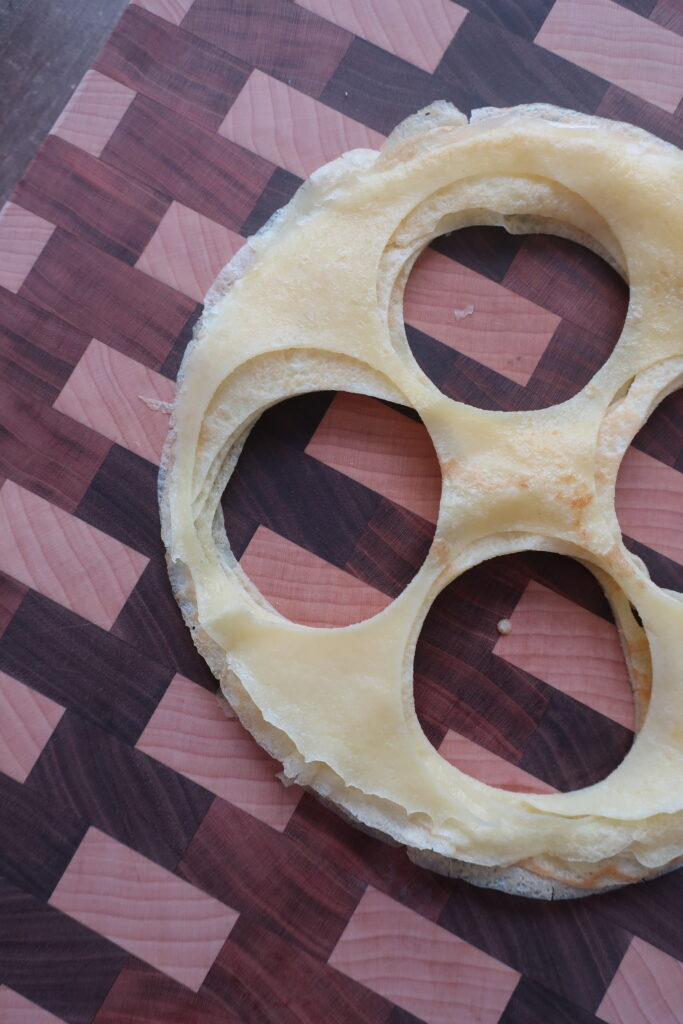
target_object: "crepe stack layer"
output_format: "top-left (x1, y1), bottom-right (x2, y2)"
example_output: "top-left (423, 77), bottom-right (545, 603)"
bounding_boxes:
top-left (160, 103), bottom-right (683, 898)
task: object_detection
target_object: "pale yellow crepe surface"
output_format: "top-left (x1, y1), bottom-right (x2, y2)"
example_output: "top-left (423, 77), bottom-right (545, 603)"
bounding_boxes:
top-left (160, 103), bottom-right (683, 897)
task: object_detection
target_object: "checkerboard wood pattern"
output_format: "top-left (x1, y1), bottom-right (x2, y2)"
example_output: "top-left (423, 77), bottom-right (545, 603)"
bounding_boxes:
top-left (1, 1), bottom-right (683, 1020)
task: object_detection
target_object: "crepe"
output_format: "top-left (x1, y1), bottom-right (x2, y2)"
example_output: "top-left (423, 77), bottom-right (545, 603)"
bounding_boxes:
top-left (160, 103), bottom-right (683, 898)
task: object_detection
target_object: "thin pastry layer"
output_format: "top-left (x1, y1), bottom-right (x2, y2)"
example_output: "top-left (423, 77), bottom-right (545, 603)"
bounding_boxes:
top-left (160, 103), bottom-right (683, 898)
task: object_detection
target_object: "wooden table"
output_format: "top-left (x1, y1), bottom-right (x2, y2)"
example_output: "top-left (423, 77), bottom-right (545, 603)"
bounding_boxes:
top-left (0, 1), bottom-right (682, 1021)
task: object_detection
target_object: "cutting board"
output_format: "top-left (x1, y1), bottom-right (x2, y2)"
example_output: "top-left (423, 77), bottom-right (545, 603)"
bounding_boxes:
top-left (1, 1), bottom-right (683, 1021)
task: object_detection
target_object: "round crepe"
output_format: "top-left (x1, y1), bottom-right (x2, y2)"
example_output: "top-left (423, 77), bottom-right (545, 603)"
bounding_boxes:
top-left (160, 102), bottom-right (683, 898)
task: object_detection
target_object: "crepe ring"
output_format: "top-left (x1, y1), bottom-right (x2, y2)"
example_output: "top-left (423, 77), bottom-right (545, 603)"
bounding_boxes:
top-left (160, 103), bottom-right (683, 898)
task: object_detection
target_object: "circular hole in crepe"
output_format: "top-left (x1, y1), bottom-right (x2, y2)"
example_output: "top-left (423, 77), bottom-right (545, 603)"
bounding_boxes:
top-left (412, 551), bottom-right (636, 793)
top-left (404, 227), bottom-right (628, 412)
top-left (221, 391), bottom-right (442, 628)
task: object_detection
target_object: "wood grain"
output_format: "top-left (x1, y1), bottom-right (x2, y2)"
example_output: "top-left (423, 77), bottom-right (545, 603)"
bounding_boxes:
top-left (494, 580), bottom-right (634, 729)
top-left (0, 572), bottom-right (27, 639)
top-left (587, 870), bottom-right (683, 965)
top-left (437, 10), bottom-right (608, 112)
top-left (295, 0), bottom-right (467, 72)
top-left (240, 527), bottom-right (392, 627)
top-left (219, 69), bottom-right (385, 179)
top-left (0, 671), bottom-right (64, 784)
top-left (55, 339), bottom-right (175, 465)
top-left (102, 95), bottom-right (274, 232)
top-left (76, 445), bottom-right (162, 560)
top-left (14, 135), bottom-right (170, 264)
top-left (321, 37), bottom-right (451, 135)
top-left (204, 915), bottom-right (393, 1024)
top-left (50, 827), bottom-right (238, 990)
top-left (404, 248), bottom-right (561, 385)
top-left (94, 956), bottom-right (239, 1024)
top-left (330, 887), bottom-right (520, 1024)
top-left (0, 590), bottom-right (174, 744)
top-left (651, 0), bottom-right (683, 35)
top-left (598, 936), bottom-right (683, 1024)
top-left (438, 881), bottom-right (631, 1013)
top-left (28, 712), bottom-right (213, 870)
top-left (137, 673), bottom-right (301, 830)
top-left (286, 792), bottom-right (454, 924)
top-left (536, 0), bottom-right (683, 113)
top-left (0, 769), bottom-right (85, 901)
top-left (0, 879), bottom-right (126, 1024)
top-left (503, 234), bottom-right (628, 340)
top-left (136, 201), bottom-right (244, 302)
top-left (177, 796), bottom-right (365, 962)
top-left (2, 0), bottom-right (683, 1020)
top-left (0, 204), bottom-right (54, 294)
top-left (458, 0), bottom-right (556, 39)
top-left (630, 387), bottom-right (683, 469)
top-left (51, 70), bottom-right (135, 158)
top-left (305, 393), bottom-right (442, 521)
top-left (414, 555), bottom-right (634, 791)
top-left (132, 0), bottom-right (195, 24)
top-left (616, 446), bottom-right (683, 565)
top-left (499, 978), bottom-right (606, 1024)
top-left (223, 431), bottom-right (435, 593)
top-left (0, 479), bottom-right (148, 631)
top-left (597, 82), bottom-right (683, 147)
top-left (438, 729), bottom-right (557, 793)
top-left (182, 0), bottom-right (352, 98)
top-left (96, 4), bottom-right (251, 131)
top-left (0, 286), bottom-right (90, 405)
top-left (0, 987), bottom-right (64, 1024)
top-left (21, 230), bottom-right (197, 371)
top-left (0, 389), bottom-right (111, 513)
top-left (111, 557), bottom-right (221, 690)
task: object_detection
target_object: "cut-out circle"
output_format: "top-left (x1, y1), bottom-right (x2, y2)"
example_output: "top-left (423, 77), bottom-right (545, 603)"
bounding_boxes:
top-left (413, 552), bottom-right (638, 794)
top-left (404, 228), bottom-right (628, 412)
top-left (222, 391), bottom-right (442, 627)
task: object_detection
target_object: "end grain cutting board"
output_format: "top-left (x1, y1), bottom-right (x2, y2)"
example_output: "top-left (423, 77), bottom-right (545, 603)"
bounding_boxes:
top-left (0, 0), bottom-right (683, 1021)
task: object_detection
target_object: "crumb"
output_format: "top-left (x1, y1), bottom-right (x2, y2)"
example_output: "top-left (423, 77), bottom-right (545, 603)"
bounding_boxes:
top-left (453, 304), bottom-right (474, 321)
top-left (138, 395), bottom-right (172, 413)
top-left (497, 618), bottom-right (512, 635)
